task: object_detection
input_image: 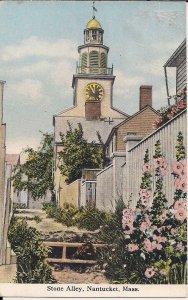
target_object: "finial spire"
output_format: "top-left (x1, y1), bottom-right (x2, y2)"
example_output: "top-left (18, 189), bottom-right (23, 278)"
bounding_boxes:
top-left (92, 1), bottom-right (97, 19)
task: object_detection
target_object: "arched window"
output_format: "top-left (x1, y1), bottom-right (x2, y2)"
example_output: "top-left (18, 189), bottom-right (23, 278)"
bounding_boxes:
top-left (81, 52), bottom-right (88, 73)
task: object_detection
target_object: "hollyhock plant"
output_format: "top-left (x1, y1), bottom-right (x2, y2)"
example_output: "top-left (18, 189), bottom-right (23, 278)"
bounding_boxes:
top-left (137, 149), bottom-right (152, 210)
top-left (151, 141), bottom-right (168, 224)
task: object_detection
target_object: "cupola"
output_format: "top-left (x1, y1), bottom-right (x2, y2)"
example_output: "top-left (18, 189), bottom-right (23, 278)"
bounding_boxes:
top-left (84, 16), bottom-right (104, 45)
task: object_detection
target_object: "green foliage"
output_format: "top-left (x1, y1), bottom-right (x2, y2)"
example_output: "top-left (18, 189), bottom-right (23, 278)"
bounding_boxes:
top-left (8, 217), bottom-right (55, 283)
top-left (58, 122), bottom-right (105, 184)
top-left (75, 206), bottom-right (110, 231)
top-left (151, 140), bottom-right (167, 224)
top-left (98, 135), bottom-right (187, 284)
top-left (137, 149), bottom-right (152, 209)
top-left (175, 131), bottom-right (186, 161)
top-left (13, 203), bottom-right (27, 209)
top-left (12, 132), bottom-right (55, 200)
top-left (43, 202), bottom-right (111, 231)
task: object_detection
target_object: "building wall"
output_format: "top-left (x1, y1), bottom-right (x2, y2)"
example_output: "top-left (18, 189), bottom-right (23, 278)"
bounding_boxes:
top-left (177, 58), bottom-right (186, 93)
top-left (96, 164), bottom-right (113, 211)
top-left (0, 124), bottom-right (5, 265)
top-left (58, 78), bottom-right (125, 118)
top-left (2, 164), bottom-right (12, 264)
top-left (123, 110), bottom-right (187, 208)
top-left (0, 80), bottom-right (6, 265)
top-left (59, 179), bottom-right (81, 208)
top-left (28, 190), bottom-right (52, 210)
top-left (116, 107), bottom-right (158, 151)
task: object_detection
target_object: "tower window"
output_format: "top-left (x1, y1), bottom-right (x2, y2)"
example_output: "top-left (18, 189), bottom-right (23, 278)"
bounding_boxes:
top-left (89, 51), bottom-right (99, 67)
top-left (100, 53), bottom-right (107, 74)
top-left (100, 53), bottom-right (107, 68)
top-left (92, 30), bottom-right (97, 40)
top-left (86, 31), bottom-right (89, 42)
top-left (81, 53), bottom-right (88, 68)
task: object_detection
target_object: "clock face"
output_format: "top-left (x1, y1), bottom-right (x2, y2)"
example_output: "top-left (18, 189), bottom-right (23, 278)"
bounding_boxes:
top-left (85, 82), bottom-right (103, 101)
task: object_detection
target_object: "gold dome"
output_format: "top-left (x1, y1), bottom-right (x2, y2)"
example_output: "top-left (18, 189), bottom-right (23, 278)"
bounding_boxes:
top-left (86, 17), bottom-right (102, 29)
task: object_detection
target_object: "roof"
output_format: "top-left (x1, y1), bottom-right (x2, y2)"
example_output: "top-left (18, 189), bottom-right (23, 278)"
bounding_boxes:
top-left (54, 116), bottom-right (126, 144)
top-left (105, 105), bottom-right (159, 145)
top-left (86, 17), bottom-right (102, 29)
top-left (164, 39), bottom-right (186, 67)
top-left (6, 154), bottom-right (20, 166)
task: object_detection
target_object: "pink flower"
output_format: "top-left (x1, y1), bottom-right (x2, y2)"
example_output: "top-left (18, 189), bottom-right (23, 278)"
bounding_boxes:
top-left (175, 208), bottom-right (187, 222)
top-left (140, 222), bottom-right (148, 232)
top-left (143, 163), bottom-right (150, 173)
top-left (128, 243), bottom-right (139, 252)
top-left (122, 218), bottom-right (134, 230)
top-left (122, 209), bottom-right (135, 225)
top-left (144, 214), bottom-right (151, 226)
top-left (159, 269), bottom-right (167, 276)
top-left (173, 161), bottom-right (184, 176)
top-left (145, 267), bottom-right (155, 278)
top-left (140, 190), bottom-right (152, 207)
top-left (174, 199), bottom-right (187, 210)
top-left (143, 239), bottom-right (153, 252)
top-left (154, 157), bottom-right (167, 168)
top-left (175, 176), bottom-right (187, 192)
top-left (176, 242), bottom-right (185, 251)
top-left (170, 228), bottom-right (177, 235)
top-left (160, 236), bottom-right (167, 243)
top-left (152, 241), bottom-right (162, 250)
top-left (159, 209), bottom-right (168, 222)
top-left (141, 197), bottom-right (151, 208)
top-left (154, 235), bottom-right (166, 244)
top-left (125, 227), bottom-right (134, 234)
top-left (159, 166), bottom-right (167, 176)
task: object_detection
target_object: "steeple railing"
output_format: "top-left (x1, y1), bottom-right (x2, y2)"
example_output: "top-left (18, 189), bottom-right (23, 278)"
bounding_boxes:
top-left (76, 66), bottom-right (113, 75)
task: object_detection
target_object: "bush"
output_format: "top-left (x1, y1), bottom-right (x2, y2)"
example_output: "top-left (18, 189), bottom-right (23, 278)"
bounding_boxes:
top-left (8, 216), bottom-right (55, 283)
top-left (13, 203), bottom-right (27, 211)
top-left (74, 206), bottom-right (110, 231)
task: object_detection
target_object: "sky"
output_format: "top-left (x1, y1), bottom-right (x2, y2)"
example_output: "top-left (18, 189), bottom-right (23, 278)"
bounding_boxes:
top-left (0, 0), bottom-right (186, 154)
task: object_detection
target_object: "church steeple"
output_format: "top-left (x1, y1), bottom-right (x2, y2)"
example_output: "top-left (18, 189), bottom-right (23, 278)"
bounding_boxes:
top-left (76, 7), bottom-right (112, 76)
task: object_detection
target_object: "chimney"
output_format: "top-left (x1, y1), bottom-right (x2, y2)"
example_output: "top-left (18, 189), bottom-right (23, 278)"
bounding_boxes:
top-left (85, 101), bottom-right (101, 120)
top-left (139, 85), bottom-right (152, 110)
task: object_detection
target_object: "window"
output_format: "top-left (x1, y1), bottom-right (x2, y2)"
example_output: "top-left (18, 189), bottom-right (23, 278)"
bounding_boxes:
top-left (81, 52), bottom-right (87, 73)
top-left (92, 30), bottom-right (97, 40)
top-left (100, 53), bottom-right (107, 73)
top-left (89, 51), bottom-right (99, 67)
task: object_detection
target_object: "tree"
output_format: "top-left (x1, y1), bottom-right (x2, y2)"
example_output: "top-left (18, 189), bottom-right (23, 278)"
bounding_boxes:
top-left (58, 122), bottom-right (104, 184)
top-left (12, 132), bottom-right (55, 200)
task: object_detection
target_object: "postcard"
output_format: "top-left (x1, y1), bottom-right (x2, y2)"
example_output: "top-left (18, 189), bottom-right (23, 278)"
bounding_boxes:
top-left (0, 0), bottom-right (187, 298)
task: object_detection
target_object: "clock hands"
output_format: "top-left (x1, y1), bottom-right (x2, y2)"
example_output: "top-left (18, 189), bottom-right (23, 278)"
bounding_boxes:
top-left (85, 83), bottom-right (103, 101)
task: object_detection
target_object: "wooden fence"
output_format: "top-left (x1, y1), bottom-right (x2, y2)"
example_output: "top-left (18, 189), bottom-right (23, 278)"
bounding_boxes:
top-left (123, 109), bottom-right (187, 208)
